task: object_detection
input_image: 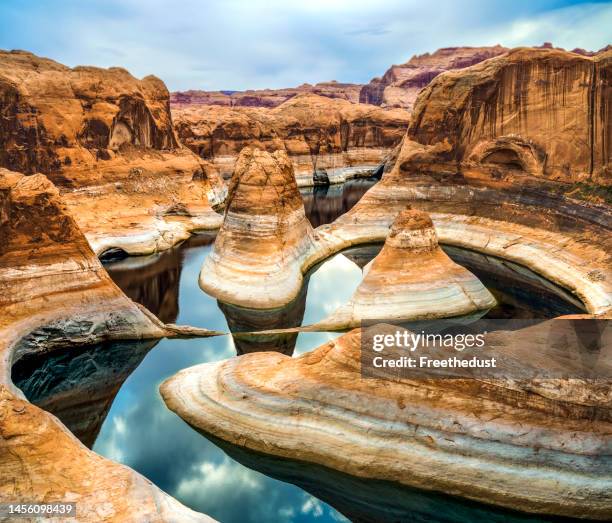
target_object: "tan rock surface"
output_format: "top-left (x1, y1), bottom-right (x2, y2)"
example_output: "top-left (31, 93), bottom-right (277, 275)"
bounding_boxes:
top-left (0, 50), bottom-right (226, 255)
top-left (173, 93), bottom-right (410, 186)
top-left (0, 169), bottom-right (217, 522)
top-left (409, 47), bottom-right (611, 183)
top-left (360, 45), bottom-right (508, 110)
top-left (316, 209), bottom-right (495, 329)
top-left (199, 148), bottom-right (317, 308)
top-left (171, 81), bottom-right (362, 108)
top-left (161, 327), bottom-right (612, 519)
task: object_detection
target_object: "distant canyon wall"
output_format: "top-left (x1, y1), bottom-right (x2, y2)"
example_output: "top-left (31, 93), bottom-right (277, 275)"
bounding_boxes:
top-left (173, 94), bottom-right (410, 184)
top-left (171, 81), bottom-right (362, 108)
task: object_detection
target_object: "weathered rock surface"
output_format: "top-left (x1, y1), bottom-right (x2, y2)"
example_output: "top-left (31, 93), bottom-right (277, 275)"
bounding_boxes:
top-left (409, 47), bottom-right (611, 183)
top-left (360, 45), bottom-right (508, 110)
top-left (0, 50), bottom-right (226, 255)
top-left (171, 81), bottom-right (362, 108)
top-left (173, 93), bottom-right (409, 186)
top-left (316, 209), bottom-right (495, 329)
top-left (161, 327), bottom-right (612, 520)
top-left (199, 148), bottom-right (317, 308)
top-left (0, 169), bottom-right (216, 522)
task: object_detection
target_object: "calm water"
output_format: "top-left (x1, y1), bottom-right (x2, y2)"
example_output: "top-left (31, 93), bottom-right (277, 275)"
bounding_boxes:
top-left (13, 179), bottom-right (584, 523)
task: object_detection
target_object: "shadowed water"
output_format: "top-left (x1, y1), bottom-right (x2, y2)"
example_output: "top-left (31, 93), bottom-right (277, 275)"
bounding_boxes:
top-left (13, 179), bottom-right (585, 523)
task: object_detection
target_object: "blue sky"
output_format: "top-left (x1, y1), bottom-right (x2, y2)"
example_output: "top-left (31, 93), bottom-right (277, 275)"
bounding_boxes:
top-left (0, 0), bottom-right (610, 91)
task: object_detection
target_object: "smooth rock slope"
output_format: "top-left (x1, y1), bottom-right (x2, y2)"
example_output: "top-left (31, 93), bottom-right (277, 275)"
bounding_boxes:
top-left (0, 168), bottom-right (217, 522)
top-left (161, 327), bottom-right (612, 520)
top-left (199, 147), bottom-right (317, 308)
top-left (316, 208), bottom-right (496, 329)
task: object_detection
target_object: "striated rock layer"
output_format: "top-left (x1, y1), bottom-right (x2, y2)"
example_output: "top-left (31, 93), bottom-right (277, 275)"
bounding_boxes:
top-left (171, 81), bottom-right (362, 108)
top-left (161, 327), bottom-right (612, 520)
top-left (173, 93), bottom-right (410, 186)
top-left (0, 169), bottom-right (217, 522)
top-left (409, 47), bottom-right (611, 183)
top-left (360, 45), bottom-right (508, 110)
top-left (0, 50), bottom-right (226, 255)
top-left (200, 148), bottom-right (316, 308)
top-left (316, 209), bottom-right (496, 329)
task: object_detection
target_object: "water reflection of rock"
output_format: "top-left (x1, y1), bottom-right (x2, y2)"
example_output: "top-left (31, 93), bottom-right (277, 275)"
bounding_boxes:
top-left (208, 435), bottom-right (550, 523)
top-left (104, 232), bottom-right (216, 323)
top-left (301, 178), bottom-right (377, 228)
top-left (443, 246), bottom-right (584, 318)
top-left (12, 340), bottom-right (159, 448)
top-left (341, 243), bottom-right (382, 270)
top-left (218, 278), bottom-right (309, 355)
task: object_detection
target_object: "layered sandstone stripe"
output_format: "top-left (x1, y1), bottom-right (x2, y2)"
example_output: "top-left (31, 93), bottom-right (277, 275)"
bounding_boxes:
top-left (161, 328), bottom-right (612, 520)
top-left (0, 169), bottom-right (217, 522)
top-left (200, 147), bottom-right (317, 308)
top-left (316, 209), bottom-right (495, 329)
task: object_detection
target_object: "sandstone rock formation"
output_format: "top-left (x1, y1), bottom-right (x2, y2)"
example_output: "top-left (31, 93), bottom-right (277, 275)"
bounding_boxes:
top-left (321, 47), bottom-right (612, 317)
top-left (360, 45), bottom-right (508, 110)
top-left (0, 169), bottom-right (217, 522)
top-left (161, 327), bottom-right (612, 520)
top-left (0, 50), bottom-right (225, 255)
top-left (316, 209), bottom-right (495, 329)
top-left (171, 81), bottom-right (362, 108)
top-left (409, 47), bottom-right (611, 183)
top-left (173, 93), bottom-right (410, 186)
top-left (199, 148), bottom-right (317, 308)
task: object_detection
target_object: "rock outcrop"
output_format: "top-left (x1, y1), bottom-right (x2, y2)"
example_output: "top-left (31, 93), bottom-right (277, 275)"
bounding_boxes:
top-left (360, 45), bottom-right (508, 110)
top-left (161, 327), bottom-right (612, 520)
top-left (409, 47), bottom-right (611, 183)
top-left (173, 93), bottom-right (410, 186)
top-left (0, 168), bottom-right (217, 522)
top-left (0, 50), bottom-right (226, 255)
top-left (171, 81), bottom-right (362, 108)
top-left (316, 209), bottom-right (495, 329)
top-left (199, 148), bottom-right (316, 308)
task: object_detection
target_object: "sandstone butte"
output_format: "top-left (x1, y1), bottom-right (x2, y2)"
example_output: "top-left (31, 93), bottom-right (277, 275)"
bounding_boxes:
top-left (315, 208), bottom-right (496, 330)
top-left (0, 168), bottom-right (219, 522)
top-left (359, 44), bottom-right (509, 110)
top-left (199, 147), bottom-right (317, 308)
top-left (171, 80), bottom-right (362, 108)
top-left (0, 50), bottom-right (226, 257)
top-left (173, 93), bottom-right (410, 186)
top-left (160, 326), bottom-right (612, 520)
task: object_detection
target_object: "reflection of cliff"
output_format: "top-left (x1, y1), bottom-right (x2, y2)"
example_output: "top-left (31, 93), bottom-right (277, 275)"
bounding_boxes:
top-left (443, 246), bottom-right (584, 318)
top-left (12, 340), bottom-right (158, 448)
top-left (218, 278), bottom-right (308, 355)
top-left (209, 435), bottom-right (539, 523)
top-left (104, 233), bottom-right (216, 323)
top-left (300, 179), bottom-right (376, 228)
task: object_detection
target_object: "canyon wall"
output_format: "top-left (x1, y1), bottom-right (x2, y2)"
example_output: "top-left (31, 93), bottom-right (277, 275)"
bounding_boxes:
top-left (0, 50), bottom-right (226, 254)
top-left (407, 47), bottom-right (611, 183)
top-left (359, 45), bottom-right (509, 110)
top-left (171, 81), bottom-right (362, 108)
top-left (174, 93), bottom-right (410, 185)
top-left (0, 50), bottom-right (179, 184)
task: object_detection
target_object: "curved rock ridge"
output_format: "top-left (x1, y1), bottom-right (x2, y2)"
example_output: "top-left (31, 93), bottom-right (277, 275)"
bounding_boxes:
top-left (0, 50), bottom-right (226, 256)
top-left (160, 327), bottom-right (612, 520)
top-left (171, 81), bottom-right (362, 108)
top-left (0, 169), bottom-right (218, 522)
top-left (200, 148), bottom-right (317, 308)
top-left (173, 93), bottom-right (410, 186)
top-left (359, 45), bottom-right (509, 110)
top-left (316, 209), bottom-right (496, 329)
top-left (409, 47), bottom-right (612, 183)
